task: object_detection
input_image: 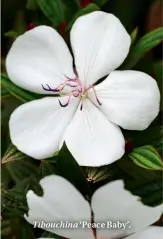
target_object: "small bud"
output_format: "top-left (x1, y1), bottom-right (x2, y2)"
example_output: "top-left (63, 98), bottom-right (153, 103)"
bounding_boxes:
top-left (85, 166), bottom-right (117, 183)
top-left (60, 21), bottom-right (67, 36)
top-left (26, 23), bottom-right (36, 31)
top-left (125, 140), bottom-right (133, 153)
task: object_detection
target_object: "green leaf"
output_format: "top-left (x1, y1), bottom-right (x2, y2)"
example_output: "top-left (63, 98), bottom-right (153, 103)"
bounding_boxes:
top-left (1, 74), bottom-right (41, 102)
top-left (122, 27), bottom-right (163, 69)
top-left (66, 3), bottom-right (100, 31)
top-left (5, 31), bottom-right (19, 39)
top-left (62, 0), bottom-right (80, 17)
top-left (56, 144), bottom-right (92, 197)
top-left (1, 87), bottom-right (10, 98)
top-left (130, 27), bottom-right (138, 45)
top-left (85, 165), bottom-right (117, 183)
top-left (1, 219), bottom-right (11, 236)
top-left (36, 0), bottom-right (65, 26)
top-left (2, 144), bottom-right (27, 164)
top-left (133, 126), bottom-right (163, 149)
top-left (2, 144), bottom-right (38, 183)
top-left (129, 145), bottom-right (163, 170)
top-left (130, 179), bottom-right (163, 206)
top-left (38, 160), bottom-right (56, 177)
top-left (94, 0), bottom-right (110, 6)
top-left (5, 158), bottom-right (38, 183)
top-left (116, 156), bottom-right (162, 206)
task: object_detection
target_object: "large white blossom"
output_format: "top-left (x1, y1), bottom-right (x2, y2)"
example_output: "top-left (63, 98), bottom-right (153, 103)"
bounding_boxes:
top-left (7, 11), bottom-right (160, 166)
top-left (25, 175), bottom-right (163, 239)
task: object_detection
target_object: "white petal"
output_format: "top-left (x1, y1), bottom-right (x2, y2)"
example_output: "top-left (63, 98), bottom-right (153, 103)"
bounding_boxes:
top-left (64, 99), bottom-right (125, 166)
top-left (25, 175), bottom-right (94, 239)
top-left (9, 97), bottom-right (79, 159)
top-left (71, 11), bottom-right (131, 86)
top-left (91, 70), bottom-right (160, 130)
top-left (91, 180), bottom-right (163, 239)
top-left (126, 226), bottom-right (163, 239)
top-left (6, 26), bottom-right (75, 94)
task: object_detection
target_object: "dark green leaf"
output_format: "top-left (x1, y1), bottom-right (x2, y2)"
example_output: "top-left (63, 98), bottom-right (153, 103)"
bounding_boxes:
top-left (85, 165), bottom-right (117, 183)
top-left (2, 144), bottom-right (27, 164)
top-left (5, 31), bottom-right (19, 39)
top-left (122, 27), bottom-right (163, 69)
top-left (1, 87), bottom-right (10, 98)
top-left (66, 3), bottom-right (100, 31)
top-left (5, 158), bottom-right (38, 183)
top-left (56, 144), bottom-right (92, 197)
top-left (130, 27), bottom-right (138, 45)
top-left (1, 219), bottom-right (11, 236)
top-left (62, 0), bottom-right (80, 17)
top-left (36, 0), bottom-right (65, 26)
top-left (133, 126), bottom-right (162, 149)
top-left (2, 144), bottom-right (38, 183)
top-left (1, 74), bottom-right (41, 102)
top-left (94, 0), bottom-right (110, 6)
top-left (38, 160), bottom-right (56, 177)
top-left (129, 145), bottom-right (163, 170)
top-left (116, 156), bottom-right (162, 206)
top-left (2, 176), bottom-right (42, 218)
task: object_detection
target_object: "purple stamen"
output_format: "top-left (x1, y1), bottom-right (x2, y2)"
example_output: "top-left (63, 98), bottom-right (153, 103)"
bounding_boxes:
top-left (91, 86), bottom-right (102, 106)
top-left (58, 95), bottom-right (71, 107)
top-left (41, 84), bottom-right (60, 92)
top-left (80, 103), bottom-right (83, 111)
top-left (64, 75), bottom-right (76, 82)
top-left (95, 96), bottom-right (102, 106)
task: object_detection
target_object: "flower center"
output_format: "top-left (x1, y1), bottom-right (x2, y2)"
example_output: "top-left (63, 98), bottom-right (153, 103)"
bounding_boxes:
top-left (42, 75), bottom-right (102, 110)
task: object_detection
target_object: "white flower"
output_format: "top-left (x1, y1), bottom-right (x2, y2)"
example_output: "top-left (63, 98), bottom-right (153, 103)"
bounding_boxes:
top-left (7, 11), bottom-right (160, 166)
top-left (25, 175), bottom-right (163, 239)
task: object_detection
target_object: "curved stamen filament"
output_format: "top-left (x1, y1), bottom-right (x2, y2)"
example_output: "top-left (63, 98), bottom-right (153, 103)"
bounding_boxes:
top-left (42, 76), bottom-right (102, 109)
top-left (58, 95), bottom-right (71, 107)
top-left (91, 86), bottom-right (102, 106)
top-left (41, 84), bottom-right (60, 92)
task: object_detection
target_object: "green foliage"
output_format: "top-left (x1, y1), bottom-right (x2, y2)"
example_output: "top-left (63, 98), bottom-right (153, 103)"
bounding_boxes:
top-left (1, 219), bottom-right (11, 237)
top-left (129, 145), bottom-right (163, 170)
top-left (1, 74), bottom-right (41, 102)
top-left (36, 0), bottom-right (65, 26)
top-left (122, 27), bottom-right (163, 69)
top-left (85, 165), bottom-right (117, 183)
top-left (56, 145), bottom-right (92, 197)
top-left (2, 144), bottom-right (38, 183)
top-left (38, 160), bottom-right (56, 177)
top-left (94, 0), bottom-right (110, 6)
top-left (133, 126), bottom-right (163, 150)
top-left (116, 156), bottom-right (163, 206)
top-left (130, 27), bottom-right (138, 45)
top-left (2, 144), bottom-right (27, 163)
top-left (5, 31), bottom-right (19, 39)
top-left (1, 87), bottom-right (10, 98)
top-left (66, 3), bottom-right (100, 31)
